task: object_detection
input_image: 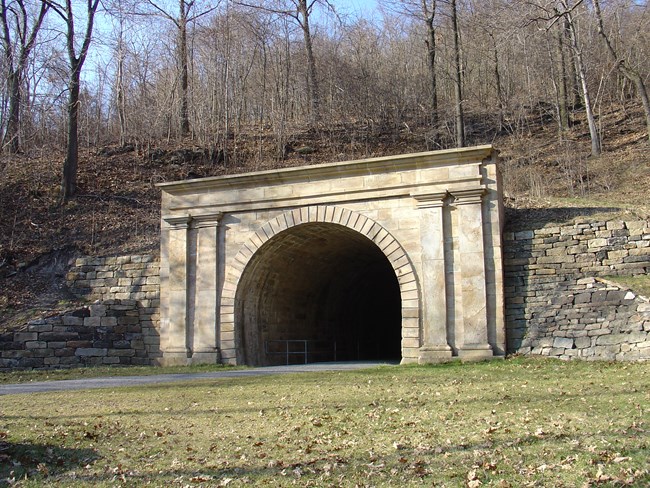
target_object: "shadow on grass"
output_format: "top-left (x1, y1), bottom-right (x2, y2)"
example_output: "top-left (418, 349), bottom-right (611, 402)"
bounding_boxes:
top-left (0, 441), bottom-right (99, 485)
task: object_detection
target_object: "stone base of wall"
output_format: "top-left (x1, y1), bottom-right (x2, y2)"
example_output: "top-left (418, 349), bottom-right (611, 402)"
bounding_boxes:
top-left (0, 299), bottom-right (161, 370)
top-left (510, 278), bottom-right (650, 360)
top-left (505, 219), bottom-right (650, 361)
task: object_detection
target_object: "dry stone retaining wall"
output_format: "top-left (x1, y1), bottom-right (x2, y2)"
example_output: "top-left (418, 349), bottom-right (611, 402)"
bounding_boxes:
top-left (504, 220), bottom-right (650, 361)
top-left (0, 255), bottom-right (161, 370)
top-left (67, 255), bottom-right (160, 303)
top-left (0, 299), bottom-right (159, 370)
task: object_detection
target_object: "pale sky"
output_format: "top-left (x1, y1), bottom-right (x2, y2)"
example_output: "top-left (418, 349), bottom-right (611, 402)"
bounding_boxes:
top-left (331, 0), bottom-right (381, 22)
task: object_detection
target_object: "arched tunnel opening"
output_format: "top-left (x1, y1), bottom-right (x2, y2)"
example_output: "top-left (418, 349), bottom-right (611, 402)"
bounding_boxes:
top-left (235, 222), bottom-right (403, 366)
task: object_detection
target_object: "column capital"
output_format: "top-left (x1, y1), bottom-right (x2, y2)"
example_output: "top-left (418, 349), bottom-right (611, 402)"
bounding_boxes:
top-left (411, 190), bottom-right (448, 209)
top-left (162, 215), bottom-right (191, 229)
top-left (451, 187), bottom-right (486, 205)
top-left (192, 212), bottom-right (223, 229)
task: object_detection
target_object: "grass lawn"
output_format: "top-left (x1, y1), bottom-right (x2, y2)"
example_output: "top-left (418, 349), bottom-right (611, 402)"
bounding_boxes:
top-left (0, 358), bottom-right (648, 487)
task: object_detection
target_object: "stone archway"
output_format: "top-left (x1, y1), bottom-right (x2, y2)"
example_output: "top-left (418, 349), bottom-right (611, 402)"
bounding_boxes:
top-left (225, 208), bottom-right (419, 366)
top-left (158, 146), bottom-right (506, 366)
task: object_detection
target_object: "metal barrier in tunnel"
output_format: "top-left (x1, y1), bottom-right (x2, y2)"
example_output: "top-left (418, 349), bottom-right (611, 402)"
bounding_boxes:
top-left (265, 340), bottom-right (337, 365)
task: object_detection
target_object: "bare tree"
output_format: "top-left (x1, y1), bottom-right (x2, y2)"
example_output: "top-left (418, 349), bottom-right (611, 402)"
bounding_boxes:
top-left (108, 0), bottom-right (128, 146)
top-left (1, 0), bottom-right (49, 153)
top-left (236, 0), bottom-right (337, 125)
top-left (138, 0), bottom-right (220, 138)
top-left (531, 0), bottom-right (601, 155)
top-left (560, 0), bottom-right (600, 156)
top-left (593, 0), bottom-right (649, 144)
top-left (554, 17), bottom-right (570, 133)
top-left (45, 0), bottom-right (101, 203)
top-left (380, 0), bottom-right (439, 127)
top-left (450, 0), bottom-right (464, 146)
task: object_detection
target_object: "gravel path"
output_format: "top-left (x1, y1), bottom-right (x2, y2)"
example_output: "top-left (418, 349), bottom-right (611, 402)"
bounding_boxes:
top-left (0, 361), bottom-right (394, 395)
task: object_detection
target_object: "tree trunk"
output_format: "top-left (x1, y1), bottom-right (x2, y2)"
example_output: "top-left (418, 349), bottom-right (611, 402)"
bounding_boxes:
top-left (451, 0), bottom-right (465, 147)
top-left (424, 5), bottom-right (438, 128)
top-left (491, 35), bottom-right (504, 131)
top-left (61, 69), bottom-right (81, 203)
top-left (179, 1), bottom-right (190, 137)
top-left (564, 17), bottom-right (581, 110)
top-left (563, 3), bottom-right (600, 156)
top-left (555, 21), bottom-right (569, 134)
top-left (298, 0), bottom-right (320, 124)
top-left (1, 0), bottom-right (48, 153)
top-left (4, 70), bottom-right (20, 153)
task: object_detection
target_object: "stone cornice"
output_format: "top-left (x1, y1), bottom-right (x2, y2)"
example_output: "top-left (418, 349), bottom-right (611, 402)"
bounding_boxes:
top-left (157, 145), bottom-right (495, 195)
top-left (451, 187), bottom-right (487, 205)
top-left (411, 190), bottom-right (448, 209)
top-left (162, 215), bottom-right (191, 229)
top-left (192, 212), bottom-right (223, 229)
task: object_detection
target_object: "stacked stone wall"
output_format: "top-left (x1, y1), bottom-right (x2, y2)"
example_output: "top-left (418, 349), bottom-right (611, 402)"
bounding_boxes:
top-left (0, 255), bottom-right (161, 370)
top-left (504, 220), bottom-right (650, 360)
top-left (66, 255), bottom-right (160, 303)
top-left (0, 300), bottom-right (160, 370)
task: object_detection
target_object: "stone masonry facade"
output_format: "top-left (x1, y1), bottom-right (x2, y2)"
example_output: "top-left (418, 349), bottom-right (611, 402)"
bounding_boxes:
top-left (504, 220), bottom-right (650, 361)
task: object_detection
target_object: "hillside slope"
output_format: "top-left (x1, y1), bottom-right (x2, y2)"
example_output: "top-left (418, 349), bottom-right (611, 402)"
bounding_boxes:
top-left (1, 104), bottom-right (648, 327)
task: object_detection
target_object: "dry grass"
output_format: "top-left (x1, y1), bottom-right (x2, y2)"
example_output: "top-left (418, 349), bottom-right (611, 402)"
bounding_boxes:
top-left (602, 275), bottom-right (650, 299)
top-left (1, 358), bottom-right (648, 487)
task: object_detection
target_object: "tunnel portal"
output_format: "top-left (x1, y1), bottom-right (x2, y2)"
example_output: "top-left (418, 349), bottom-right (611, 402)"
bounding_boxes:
top-left (235, 223), bottom-right (402, 366)
top-left (158, 146), bottom-right (506, 366)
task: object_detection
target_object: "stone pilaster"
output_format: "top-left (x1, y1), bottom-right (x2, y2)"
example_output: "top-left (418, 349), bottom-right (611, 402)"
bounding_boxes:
top-left (191, 213), bottom-right (223, 364)
top-left (412, 191), bottom-right (453, 363)
top-left (161, 215), bottom-right (191, 364)
top-left (452, 187), bottom-right (493, 360)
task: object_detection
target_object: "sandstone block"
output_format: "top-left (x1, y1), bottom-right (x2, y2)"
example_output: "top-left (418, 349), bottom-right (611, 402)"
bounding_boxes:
top-left (28, 323), bottom-right (53, 333)
top-left (75, 348), bottom-right (107, 357)
top-left (108, 348), bottom-right (135, 357)
top-left (39, 332), bottom-right (78, 342)
top-left (515, 230), bottom-right (534, 240)
top-left (553, 337), bottom-right (573, 349)
top-left (118, 316), bottom-right (139, 325)
top-left (59, 356), bottom-right (80, 365)
top-left (607, 250), bottom-right (628, 260)
top-left (606, 221), bottom-right (625, 230)
top-left (84, 316), bottom-right (101, 327)
top-left (596, 333), bottom-right (627, 346)
top-left (62, 316), bottom-right (84, 326)
top-left (588, 238), bottom-right (608, 248)
top-left (626, 332), bottom-right (648, 344)
top-left (14, 332), bottom-right (38, 342)
top-left (100, 317), bottom-right (118, 327)
top-left (55, 347), bottom-right (76, 357)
